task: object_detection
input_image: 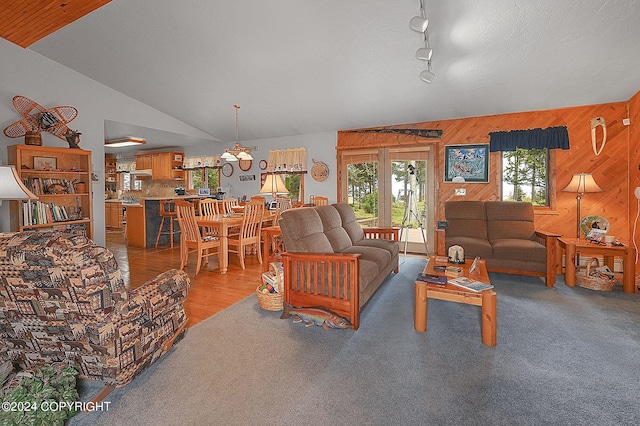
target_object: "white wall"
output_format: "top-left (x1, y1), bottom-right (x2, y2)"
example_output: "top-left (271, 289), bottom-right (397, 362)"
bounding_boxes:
top-left (184, 132), bottom-right (338, 203)
top-left (0, 39), bottom-right (213, 245)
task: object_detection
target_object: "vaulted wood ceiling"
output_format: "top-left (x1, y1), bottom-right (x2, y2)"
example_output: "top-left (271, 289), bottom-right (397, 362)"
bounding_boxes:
top-left (0, 0), bottom-right (110, 48)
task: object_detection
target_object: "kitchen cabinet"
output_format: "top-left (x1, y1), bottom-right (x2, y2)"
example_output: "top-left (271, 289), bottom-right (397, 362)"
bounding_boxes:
top-left (134, 152), bottom-right (184, 180)
top-left (105, 201), bottom-right (123, 230)
top-left (135, 153), bottom-right (153, 170)
top-left (7, 144), bottom-right (93, 239)
top-left (152, 152), bottom-right (171, 180)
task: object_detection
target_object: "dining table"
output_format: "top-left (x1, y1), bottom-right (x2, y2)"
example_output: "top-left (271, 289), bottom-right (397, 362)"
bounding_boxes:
top-left (196, 211), bottom-right (276, 274)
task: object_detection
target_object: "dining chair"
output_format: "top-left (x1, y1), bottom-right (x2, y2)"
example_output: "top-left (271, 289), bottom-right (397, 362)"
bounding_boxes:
top-left (198, 198), bottom-right (222, 238)
top-left (222, 198), bottom-right (239, 214)
top-left (313, 196), bottom-right (329, 206)
top-left (199, 198), bottom-right (222, 215)
top-left (274, 196), bottom-right (292, 224)
top-left (227, 200), bottom-right (264, 269)
top-left (250, 195), bottom-right (267, 205)
top-left (175, 200), bottom-right (221, 274)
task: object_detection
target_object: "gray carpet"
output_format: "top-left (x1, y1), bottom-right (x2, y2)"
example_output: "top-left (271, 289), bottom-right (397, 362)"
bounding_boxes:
top-left (69, 257), bottom-right (640, 425)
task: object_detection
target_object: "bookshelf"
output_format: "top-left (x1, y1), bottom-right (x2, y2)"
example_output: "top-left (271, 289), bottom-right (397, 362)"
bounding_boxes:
top-left (7, 144), bottom-right (93, 239)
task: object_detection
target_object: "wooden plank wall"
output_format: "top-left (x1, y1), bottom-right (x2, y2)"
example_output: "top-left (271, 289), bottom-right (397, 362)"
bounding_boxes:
top-left (0, 0), bottom-right (111, 48)
top-left (628, 90), bottom-right (640, 274)
top-left (338, 100), bottom-right (637, 270)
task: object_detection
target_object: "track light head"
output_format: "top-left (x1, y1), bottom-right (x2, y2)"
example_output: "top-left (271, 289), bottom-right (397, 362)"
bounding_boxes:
top-left (420, 69), bottom-right (435, 83)
top-left (410, 16), bottom-right (429, 32)
top-left (416, 47), bottom-right (433, 61)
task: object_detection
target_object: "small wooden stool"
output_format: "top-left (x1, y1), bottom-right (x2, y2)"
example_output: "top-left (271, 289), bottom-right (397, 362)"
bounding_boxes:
top-left (155, 200), bottom-right (180, 248)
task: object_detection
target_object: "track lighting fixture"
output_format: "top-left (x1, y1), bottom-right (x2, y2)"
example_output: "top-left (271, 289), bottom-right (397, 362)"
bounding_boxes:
top-left (416, 47), bottom-right (433, 61)
top-left (409, 16), bottom-right (428, 33)
top-left (420, 69), bottom-right (435, 84)
top-left (411, 0), bottom-right (434, 83)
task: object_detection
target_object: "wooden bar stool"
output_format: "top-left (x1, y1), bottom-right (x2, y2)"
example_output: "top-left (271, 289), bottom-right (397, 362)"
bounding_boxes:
top-left (155, 200), bottom-right (180, 248)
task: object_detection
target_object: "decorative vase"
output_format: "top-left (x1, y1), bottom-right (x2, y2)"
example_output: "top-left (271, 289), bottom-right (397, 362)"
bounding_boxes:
top-left (24, 131), bottom-right (42, 146)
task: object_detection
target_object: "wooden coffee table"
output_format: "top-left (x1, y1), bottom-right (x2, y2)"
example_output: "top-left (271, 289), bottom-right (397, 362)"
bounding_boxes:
top-left (414, 256), bottom-right (497, 346)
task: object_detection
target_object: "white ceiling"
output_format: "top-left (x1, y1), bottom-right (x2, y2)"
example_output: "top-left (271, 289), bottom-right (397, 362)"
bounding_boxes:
top-left (29, 0), bottom-right (640, 150)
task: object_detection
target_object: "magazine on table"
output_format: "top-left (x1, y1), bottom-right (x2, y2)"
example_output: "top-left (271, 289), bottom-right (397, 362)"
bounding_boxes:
top-left (447, 276), bottom-right (494, 292)
top-left (416, 273), bottom-right (447, 286)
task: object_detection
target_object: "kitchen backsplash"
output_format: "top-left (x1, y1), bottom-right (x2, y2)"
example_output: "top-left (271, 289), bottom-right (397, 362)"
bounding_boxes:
top-left (142, 180), bottom-right (179, 197)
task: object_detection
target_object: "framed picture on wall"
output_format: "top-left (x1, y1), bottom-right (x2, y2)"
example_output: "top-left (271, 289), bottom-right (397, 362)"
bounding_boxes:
top-left (444, 144), bottom-right (489, 183)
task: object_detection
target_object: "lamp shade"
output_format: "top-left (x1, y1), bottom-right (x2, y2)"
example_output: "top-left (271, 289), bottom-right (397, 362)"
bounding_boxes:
top-left (0, 166), bottom-right (38, 200)
top-left (236, 151), bottom-right (253, 160)
top-left (259, 174), bottom-right (289, 196)
top-left (562, 173), bottom-right (603, 194)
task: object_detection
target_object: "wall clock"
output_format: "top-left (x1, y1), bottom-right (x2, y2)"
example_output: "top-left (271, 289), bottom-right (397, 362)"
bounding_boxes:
top-left (238, 159), bottom-right (252, 171)
top-left (221, 163), bottom-right (234, 177)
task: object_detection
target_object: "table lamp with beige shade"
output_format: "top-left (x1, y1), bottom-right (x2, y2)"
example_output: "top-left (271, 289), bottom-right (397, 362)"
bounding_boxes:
top-left (562, 173), bottom-right (603, 238)
top-left (259, 174), bottom-right (289, 200)
top-left (0, 165), bottom-right (38, 231)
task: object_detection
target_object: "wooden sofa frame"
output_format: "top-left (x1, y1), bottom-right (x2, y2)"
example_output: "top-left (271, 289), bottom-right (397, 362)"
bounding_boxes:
top-left (282, 227), bottom-right (399, 330)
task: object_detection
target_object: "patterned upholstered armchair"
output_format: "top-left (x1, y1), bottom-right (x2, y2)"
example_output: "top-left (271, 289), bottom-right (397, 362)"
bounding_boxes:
top-left (0, 231), bottom-right (190, 401)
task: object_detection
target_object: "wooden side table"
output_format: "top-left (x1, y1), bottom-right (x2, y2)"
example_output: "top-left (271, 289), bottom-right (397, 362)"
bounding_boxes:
top-left (261, 225), bottom-right (284, 272)
top-left (556, 237), bottom-right (635, 294)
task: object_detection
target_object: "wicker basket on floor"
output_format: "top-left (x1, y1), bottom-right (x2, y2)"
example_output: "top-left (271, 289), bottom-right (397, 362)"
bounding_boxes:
top-left (256, 286), bottom-right (283, 311)
top-left (256, 262), bottom-right (284, 311)
top-left (576, 257), bottom-right (616, 291)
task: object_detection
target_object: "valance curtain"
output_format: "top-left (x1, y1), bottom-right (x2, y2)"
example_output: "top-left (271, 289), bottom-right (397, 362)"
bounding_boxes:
top-left (489, 126), bottom-right (570, 152)
top-left (266, 148), bottom-right (307, 174)
top-left (183, 155), bottom-right (222, 170)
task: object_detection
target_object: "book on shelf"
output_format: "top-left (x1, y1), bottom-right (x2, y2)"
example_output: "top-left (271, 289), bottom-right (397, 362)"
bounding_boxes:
top-left (447, 276), bottom-right (494, 292)
top-left (21, 201), bottom-right (70, 226)
top-left (416, 273), bottom-right (447, 285)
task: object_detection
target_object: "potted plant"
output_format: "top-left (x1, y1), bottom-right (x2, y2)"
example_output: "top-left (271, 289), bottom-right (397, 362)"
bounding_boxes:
top-left (0, 361), bottom-right (79, 425)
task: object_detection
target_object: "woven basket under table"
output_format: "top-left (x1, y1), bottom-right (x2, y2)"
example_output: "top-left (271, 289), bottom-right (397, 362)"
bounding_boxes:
top-left (576, 257), bottom-right (617, 291)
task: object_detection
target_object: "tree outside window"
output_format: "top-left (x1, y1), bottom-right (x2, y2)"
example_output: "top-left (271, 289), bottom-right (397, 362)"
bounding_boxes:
top-left (502, 148), bottom-right (548, 206)
top-left (190, 168), bottom-right (219, 189)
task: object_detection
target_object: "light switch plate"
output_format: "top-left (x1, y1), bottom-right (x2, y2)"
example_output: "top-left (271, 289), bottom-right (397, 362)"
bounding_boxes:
top-left (455, 188), bottom-right (466, 196)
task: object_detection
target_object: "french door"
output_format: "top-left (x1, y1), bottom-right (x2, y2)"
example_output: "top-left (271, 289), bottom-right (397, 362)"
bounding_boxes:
top-left (340, 146), bottom-right (435, 254)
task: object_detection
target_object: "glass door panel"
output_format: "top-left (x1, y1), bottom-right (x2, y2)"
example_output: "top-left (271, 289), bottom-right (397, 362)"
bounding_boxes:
top-left (389, 148), bottom-right (433, 255)
top-left (340, 147), bottom-right (434, 255)
top-left (346, 158), bottom-right (379, 227)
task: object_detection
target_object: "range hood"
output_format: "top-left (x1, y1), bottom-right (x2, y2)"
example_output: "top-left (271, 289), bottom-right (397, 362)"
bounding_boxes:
top-left (130, 169), bottom-right (152, 177)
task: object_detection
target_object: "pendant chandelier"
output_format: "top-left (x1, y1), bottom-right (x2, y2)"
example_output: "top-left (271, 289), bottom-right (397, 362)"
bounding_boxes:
top-left (221, 104), bottom-right (253, 162)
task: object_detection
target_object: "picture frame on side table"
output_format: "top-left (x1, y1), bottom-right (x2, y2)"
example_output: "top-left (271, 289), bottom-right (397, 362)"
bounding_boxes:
top-left (444, 144), bottom-right (489, 183)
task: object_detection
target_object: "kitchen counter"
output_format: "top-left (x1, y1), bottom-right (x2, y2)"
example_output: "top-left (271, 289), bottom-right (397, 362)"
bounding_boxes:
top-left (137, 195), bottom-right (199, 200)
top-left (125, 196), bottom-right (225, 247)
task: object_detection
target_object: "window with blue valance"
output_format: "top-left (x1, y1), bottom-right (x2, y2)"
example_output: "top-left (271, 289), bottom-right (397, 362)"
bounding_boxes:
top-left (489, 126), bottom-right (570, 152)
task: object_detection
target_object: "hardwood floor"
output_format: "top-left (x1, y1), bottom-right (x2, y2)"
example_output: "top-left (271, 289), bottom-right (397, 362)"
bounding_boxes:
top-left (106, 231), bottom-right (263, 326)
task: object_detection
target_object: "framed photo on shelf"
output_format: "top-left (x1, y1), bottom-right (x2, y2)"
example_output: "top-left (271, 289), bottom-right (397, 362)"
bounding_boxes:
top-left (444, 144), bottom-right (489, 183)
top-left (33, 156), bottom-right (57, 170)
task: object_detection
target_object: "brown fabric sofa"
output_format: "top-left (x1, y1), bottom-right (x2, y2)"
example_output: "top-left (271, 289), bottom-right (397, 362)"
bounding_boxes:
top-left (0, 231), bottom-right (190, 401)
top-left (435, 201), bottom-right (559, 286)
top-left (279, 203), bottom-right (399, 329)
